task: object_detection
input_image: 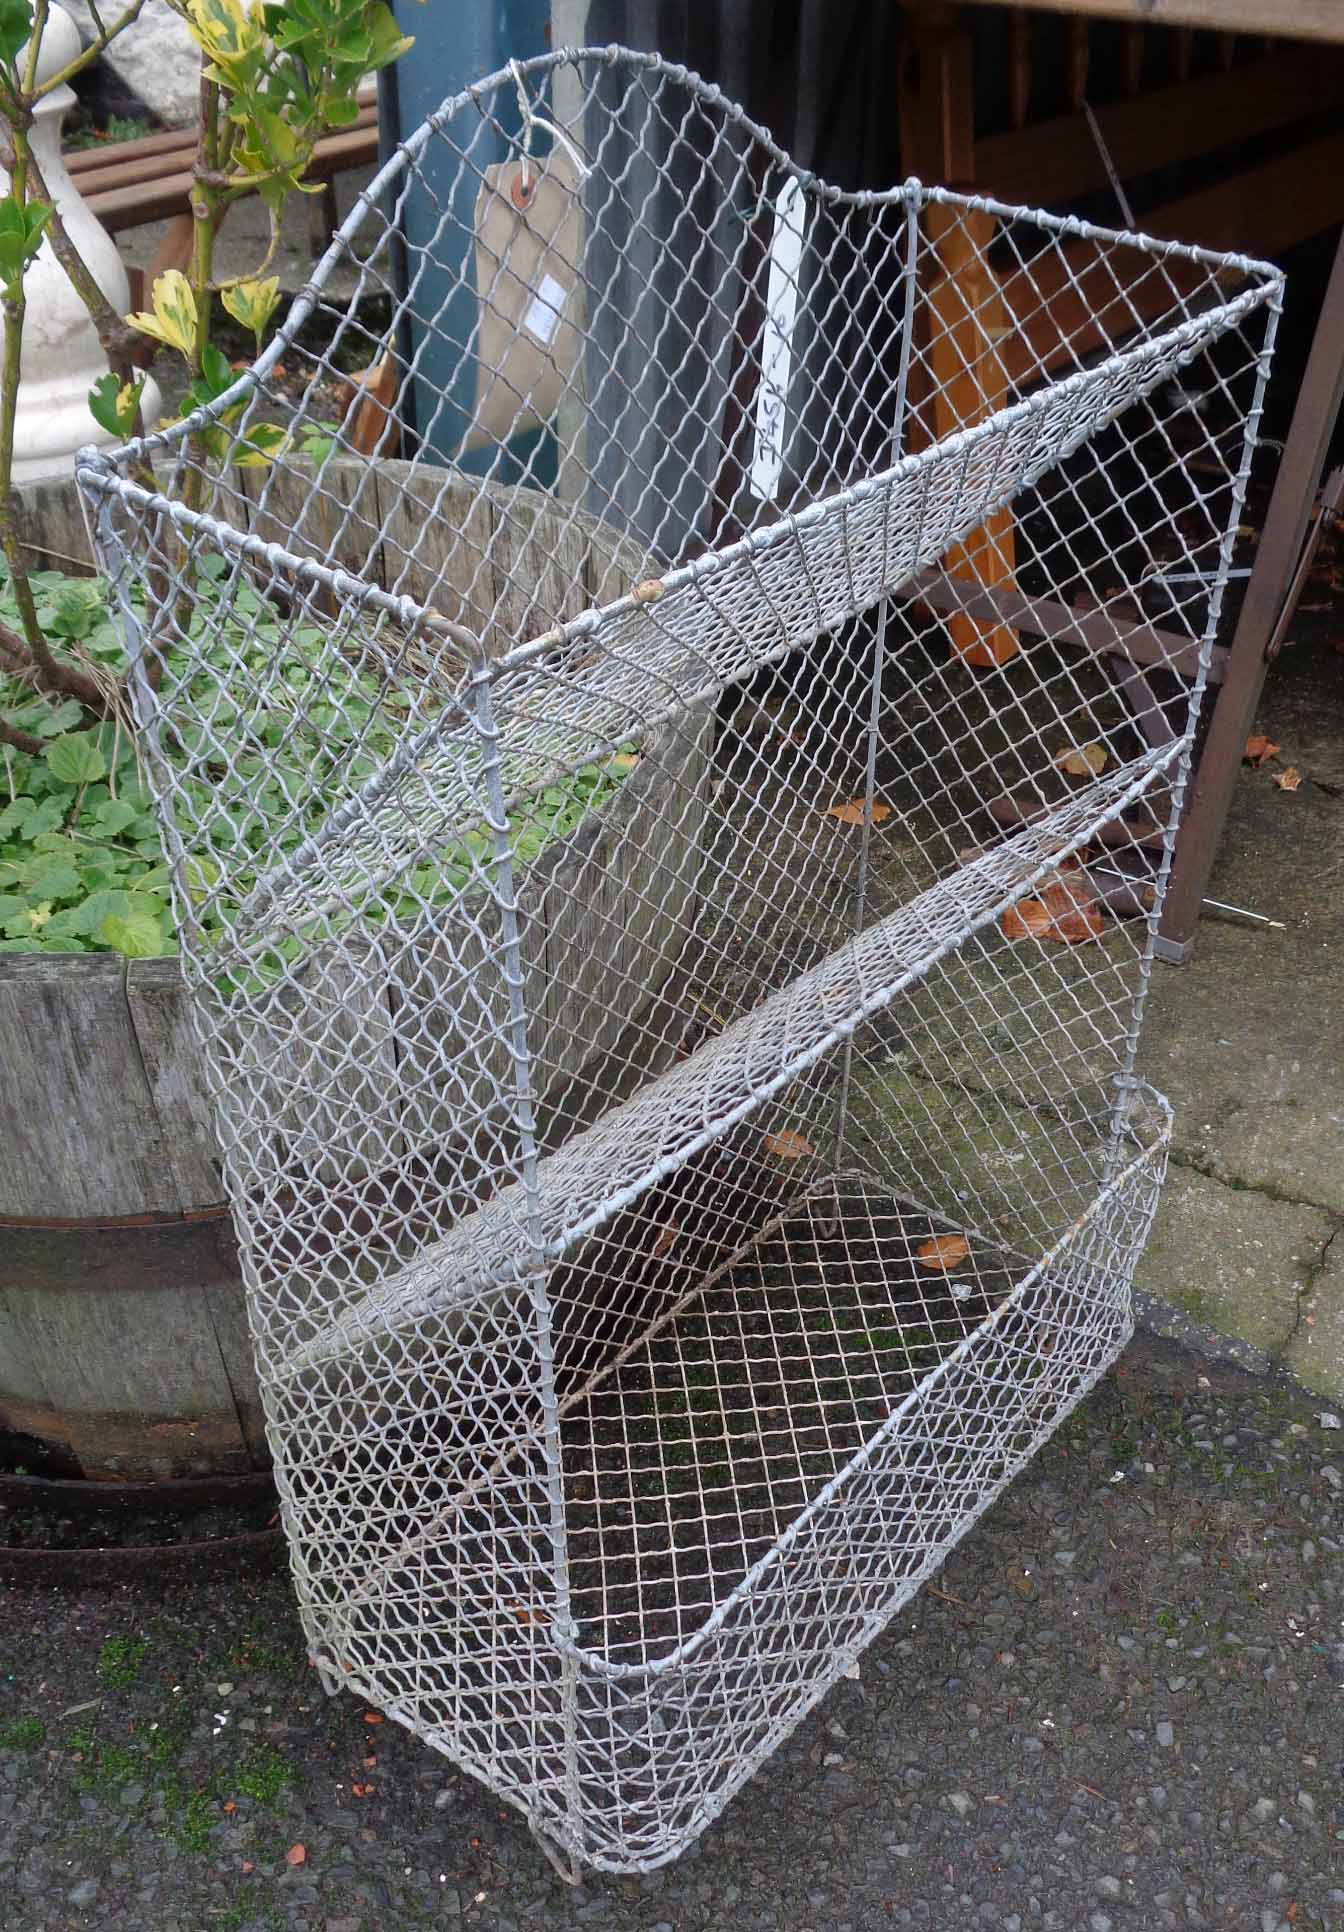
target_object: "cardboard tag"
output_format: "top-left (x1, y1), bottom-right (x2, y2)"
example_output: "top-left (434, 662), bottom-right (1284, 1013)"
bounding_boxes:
top-left (470, 151), bottom-right (582, 451)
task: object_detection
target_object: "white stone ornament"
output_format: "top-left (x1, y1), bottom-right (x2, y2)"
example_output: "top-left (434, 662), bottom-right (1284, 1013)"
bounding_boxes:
top-left (4, 4), bottom-right (159, 483)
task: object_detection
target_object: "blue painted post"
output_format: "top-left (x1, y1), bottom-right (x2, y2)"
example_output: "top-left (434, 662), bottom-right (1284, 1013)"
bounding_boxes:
top-left (385, 0), bottom-right (553, 478)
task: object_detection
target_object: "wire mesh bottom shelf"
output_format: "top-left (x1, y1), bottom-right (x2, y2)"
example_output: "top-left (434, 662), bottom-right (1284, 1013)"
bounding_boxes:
top-left (76, 43), bottom-right (1281, 1876)
top-left (324, 1099), bottom-right (1166, 1871)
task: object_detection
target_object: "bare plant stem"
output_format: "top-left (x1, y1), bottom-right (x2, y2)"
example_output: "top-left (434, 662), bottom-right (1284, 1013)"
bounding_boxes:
top-left (0, 119), bottom-right (104, 720)
top-left (181, 73), bottom-right (222, 520)
top-left (0, 711), bottom-right (43, 754)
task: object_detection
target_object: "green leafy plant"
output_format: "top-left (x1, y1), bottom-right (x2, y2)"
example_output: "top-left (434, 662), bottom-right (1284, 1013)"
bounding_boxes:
top-left (235, 1742), bottom-right (294, 1805)
top-left (63, 110), bottom-right (156, 151)
top-left (98, 1634), bottom-right (150, 1690)
top-left (0, 0), bottom-right (420, 784)
top-left (0, 1713), bottom-right (44, 1749)
top-left (0, 560), bottom-right (636, 957)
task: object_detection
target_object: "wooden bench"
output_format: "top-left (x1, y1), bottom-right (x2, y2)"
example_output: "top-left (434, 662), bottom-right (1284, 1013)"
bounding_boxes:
top-left (64, 82), bottom-right (379, 299)
top-left (898, 3), bottom-right (1344, 954)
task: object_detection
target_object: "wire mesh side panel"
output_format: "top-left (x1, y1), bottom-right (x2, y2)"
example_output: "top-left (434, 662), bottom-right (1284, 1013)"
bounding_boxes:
top-left (80, 47), bottom-right (1281, 1874)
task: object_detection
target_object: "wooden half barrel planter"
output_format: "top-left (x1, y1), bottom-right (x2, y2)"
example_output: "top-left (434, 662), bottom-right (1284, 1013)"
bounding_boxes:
top-left (0, 465), bottom-right (707, 1480)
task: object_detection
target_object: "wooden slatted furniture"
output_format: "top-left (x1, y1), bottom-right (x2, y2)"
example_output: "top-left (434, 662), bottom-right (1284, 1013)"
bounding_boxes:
top-left (64, 81), bottom-right (379, 303)
top-left (898, 3), bottom-right (1344, 957)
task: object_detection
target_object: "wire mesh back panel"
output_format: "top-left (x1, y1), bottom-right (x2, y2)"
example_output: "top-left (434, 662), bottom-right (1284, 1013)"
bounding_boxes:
top-left (79, 49), bottom-right (1281, 1874)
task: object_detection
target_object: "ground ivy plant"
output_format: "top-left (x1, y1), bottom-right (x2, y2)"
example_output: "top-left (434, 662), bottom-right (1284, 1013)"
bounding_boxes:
top-left (0, 563), bottom-right (632, 960)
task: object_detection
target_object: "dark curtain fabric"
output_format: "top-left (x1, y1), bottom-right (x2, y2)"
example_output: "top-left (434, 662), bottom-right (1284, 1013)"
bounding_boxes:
top-left (574, 1), bottom-right (905, 559)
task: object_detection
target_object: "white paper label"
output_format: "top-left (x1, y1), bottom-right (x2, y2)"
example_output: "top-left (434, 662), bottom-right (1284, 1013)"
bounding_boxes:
top-left (522, 271), bottom-right (568, 346)
top-left (750, 177), bottom-right (807, 503)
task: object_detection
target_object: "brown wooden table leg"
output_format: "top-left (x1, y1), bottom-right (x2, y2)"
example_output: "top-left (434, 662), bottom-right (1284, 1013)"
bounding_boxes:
top-left (1156, 222), bottom-right (1344, 962)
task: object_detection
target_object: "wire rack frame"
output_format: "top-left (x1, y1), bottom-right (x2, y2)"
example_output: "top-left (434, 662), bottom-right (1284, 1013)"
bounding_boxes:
top-left (76, 45), bottom-right (1283, 1875)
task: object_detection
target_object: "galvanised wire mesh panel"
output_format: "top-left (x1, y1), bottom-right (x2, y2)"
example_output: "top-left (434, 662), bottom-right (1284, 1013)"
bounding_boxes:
top-left (77, 47), bottom-right (1281, 1876)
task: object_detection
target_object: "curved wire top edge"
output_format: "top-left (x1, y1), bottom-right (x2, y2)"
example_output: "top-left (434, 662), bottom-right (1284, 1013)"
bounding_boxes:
top-left (76, 41), bottom-right (1284, 483)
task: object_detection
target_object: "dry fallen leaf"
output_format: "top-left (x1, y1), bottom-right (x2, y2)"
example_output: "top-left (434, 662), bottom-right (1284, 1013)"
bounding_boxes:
top-left (362, 1712), bottom-right (383, 1725)
top-left (1040, 875), bottom-right (1105, 945)
top-left (650, 1223), bottom-right (679, 1259)
top-left (1054, 741), bottom-right (1108, 779)
top-left (1000, 897), bottom-right (1053, 941)
top-left (826, 799), bottom-right (892, 826)
top-left (1275, 766), bottom-right (1303, 792)
top-left (917, 1232), bottom-right (971, 1272)
top-left (510, 1601), bottom-right (548, 1627)
top-left (1243, 734), bottom-right (1280, 766)
top-left (222, 1800), bottom-right (236, 1815)
top-left (351, 1782), bottom-right (374, 1797)
top-left (286, 1844), bottom-right (307, 1867)
top-left (763, 1128), bottom-right (815, 1161)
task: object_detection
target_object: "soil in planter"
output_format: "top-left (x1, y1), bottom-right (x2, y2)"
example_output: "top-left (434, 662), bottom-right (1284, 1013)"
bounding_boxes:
top-left (0, 1484), bottom-right (277, 1554)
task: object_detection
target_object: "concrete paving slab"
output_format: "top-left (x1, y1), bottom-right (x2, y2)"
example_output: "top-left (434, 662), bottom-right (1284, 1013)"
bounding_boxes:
top-left (1135, 1161), bottom-right (1330, 1357)
top-left (1283, 1226), bottom-right (1344, 1398)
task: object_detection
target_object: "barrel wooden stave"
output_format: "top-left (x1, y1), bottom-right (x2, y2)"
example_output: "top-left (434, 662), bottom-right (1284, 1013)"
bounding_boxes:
top-left (0, 465), bottom-right (689, 1477)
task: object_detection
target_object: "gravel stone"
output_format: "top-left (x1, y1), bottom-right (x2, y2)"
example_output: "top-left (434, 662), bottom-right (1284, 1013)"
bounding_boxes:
top-left (2, 1331), bottom-right (1341, 1932)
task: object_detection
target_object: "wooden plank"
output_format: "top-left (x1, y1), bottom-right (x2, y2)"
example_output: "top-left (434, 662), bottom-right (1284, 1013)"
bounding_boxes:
top-left (125, 957), bottom-right (224, 1213)
top-left (975, 45), bottom-right (1344, 211)
top-left (534, 710), bottom-right (711, 1101)
top-left (898, 3), bottom-right (976, 184)
top-left (483, 487), bottom-right (590, 650)
top-left (13, 471), bottom-right (97, 575)
top-left (1140, 127), bottom-right (1344, 257)
top-left (65, 100), bottom-right (377, 186)
top-left (967, 1), bottom-right (1344, 45)
top-left (64, 126), bottom-right (199, 175)
top-left (194, 1219), bottom-right (268, 1466)
top-left (85, 123), bottom-right (377, 231)
top-left (0, 1222), bottom-right (250, 1477)
top-left (577, 509), bottom-right (654, 610)
top-left (1121, 21), bottom-right (1147, 95)
top-left (371, 458), bottom-right (496, 633)
top-left (240, 453), bottom-right (386, 615)
top-left (0, 956), bottom-right (177, 1219)
top-left (909, 568), bottom-right (1216, 682)
top-left (1064, 16), bottom-right (1089, 110)
top-left (387, 876), bottom-right (549, 1173)
top-left (1007, 8), bottom-right (1032, 130)
top-left (236, 936), bottom-right (403, 1189)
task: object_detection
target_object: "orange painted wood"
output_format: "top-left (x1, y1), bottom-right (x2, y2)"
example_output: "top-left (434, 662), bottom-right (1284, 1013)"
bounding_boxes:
top-left (925, 204), bottom-right (1019, 667)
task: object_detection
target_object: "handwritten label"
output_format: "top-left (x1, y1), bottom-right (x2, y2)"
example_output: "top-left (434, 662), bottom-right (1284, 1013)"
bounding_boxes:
top-left (750, 177), bottom-right (807, 503)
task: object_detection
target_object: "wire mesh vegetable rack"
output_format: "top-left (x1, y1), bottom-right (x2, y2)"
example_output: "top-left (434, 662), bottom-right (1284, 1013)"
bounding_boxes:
top-left (78, 48), bottom-right (1281, 1877)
